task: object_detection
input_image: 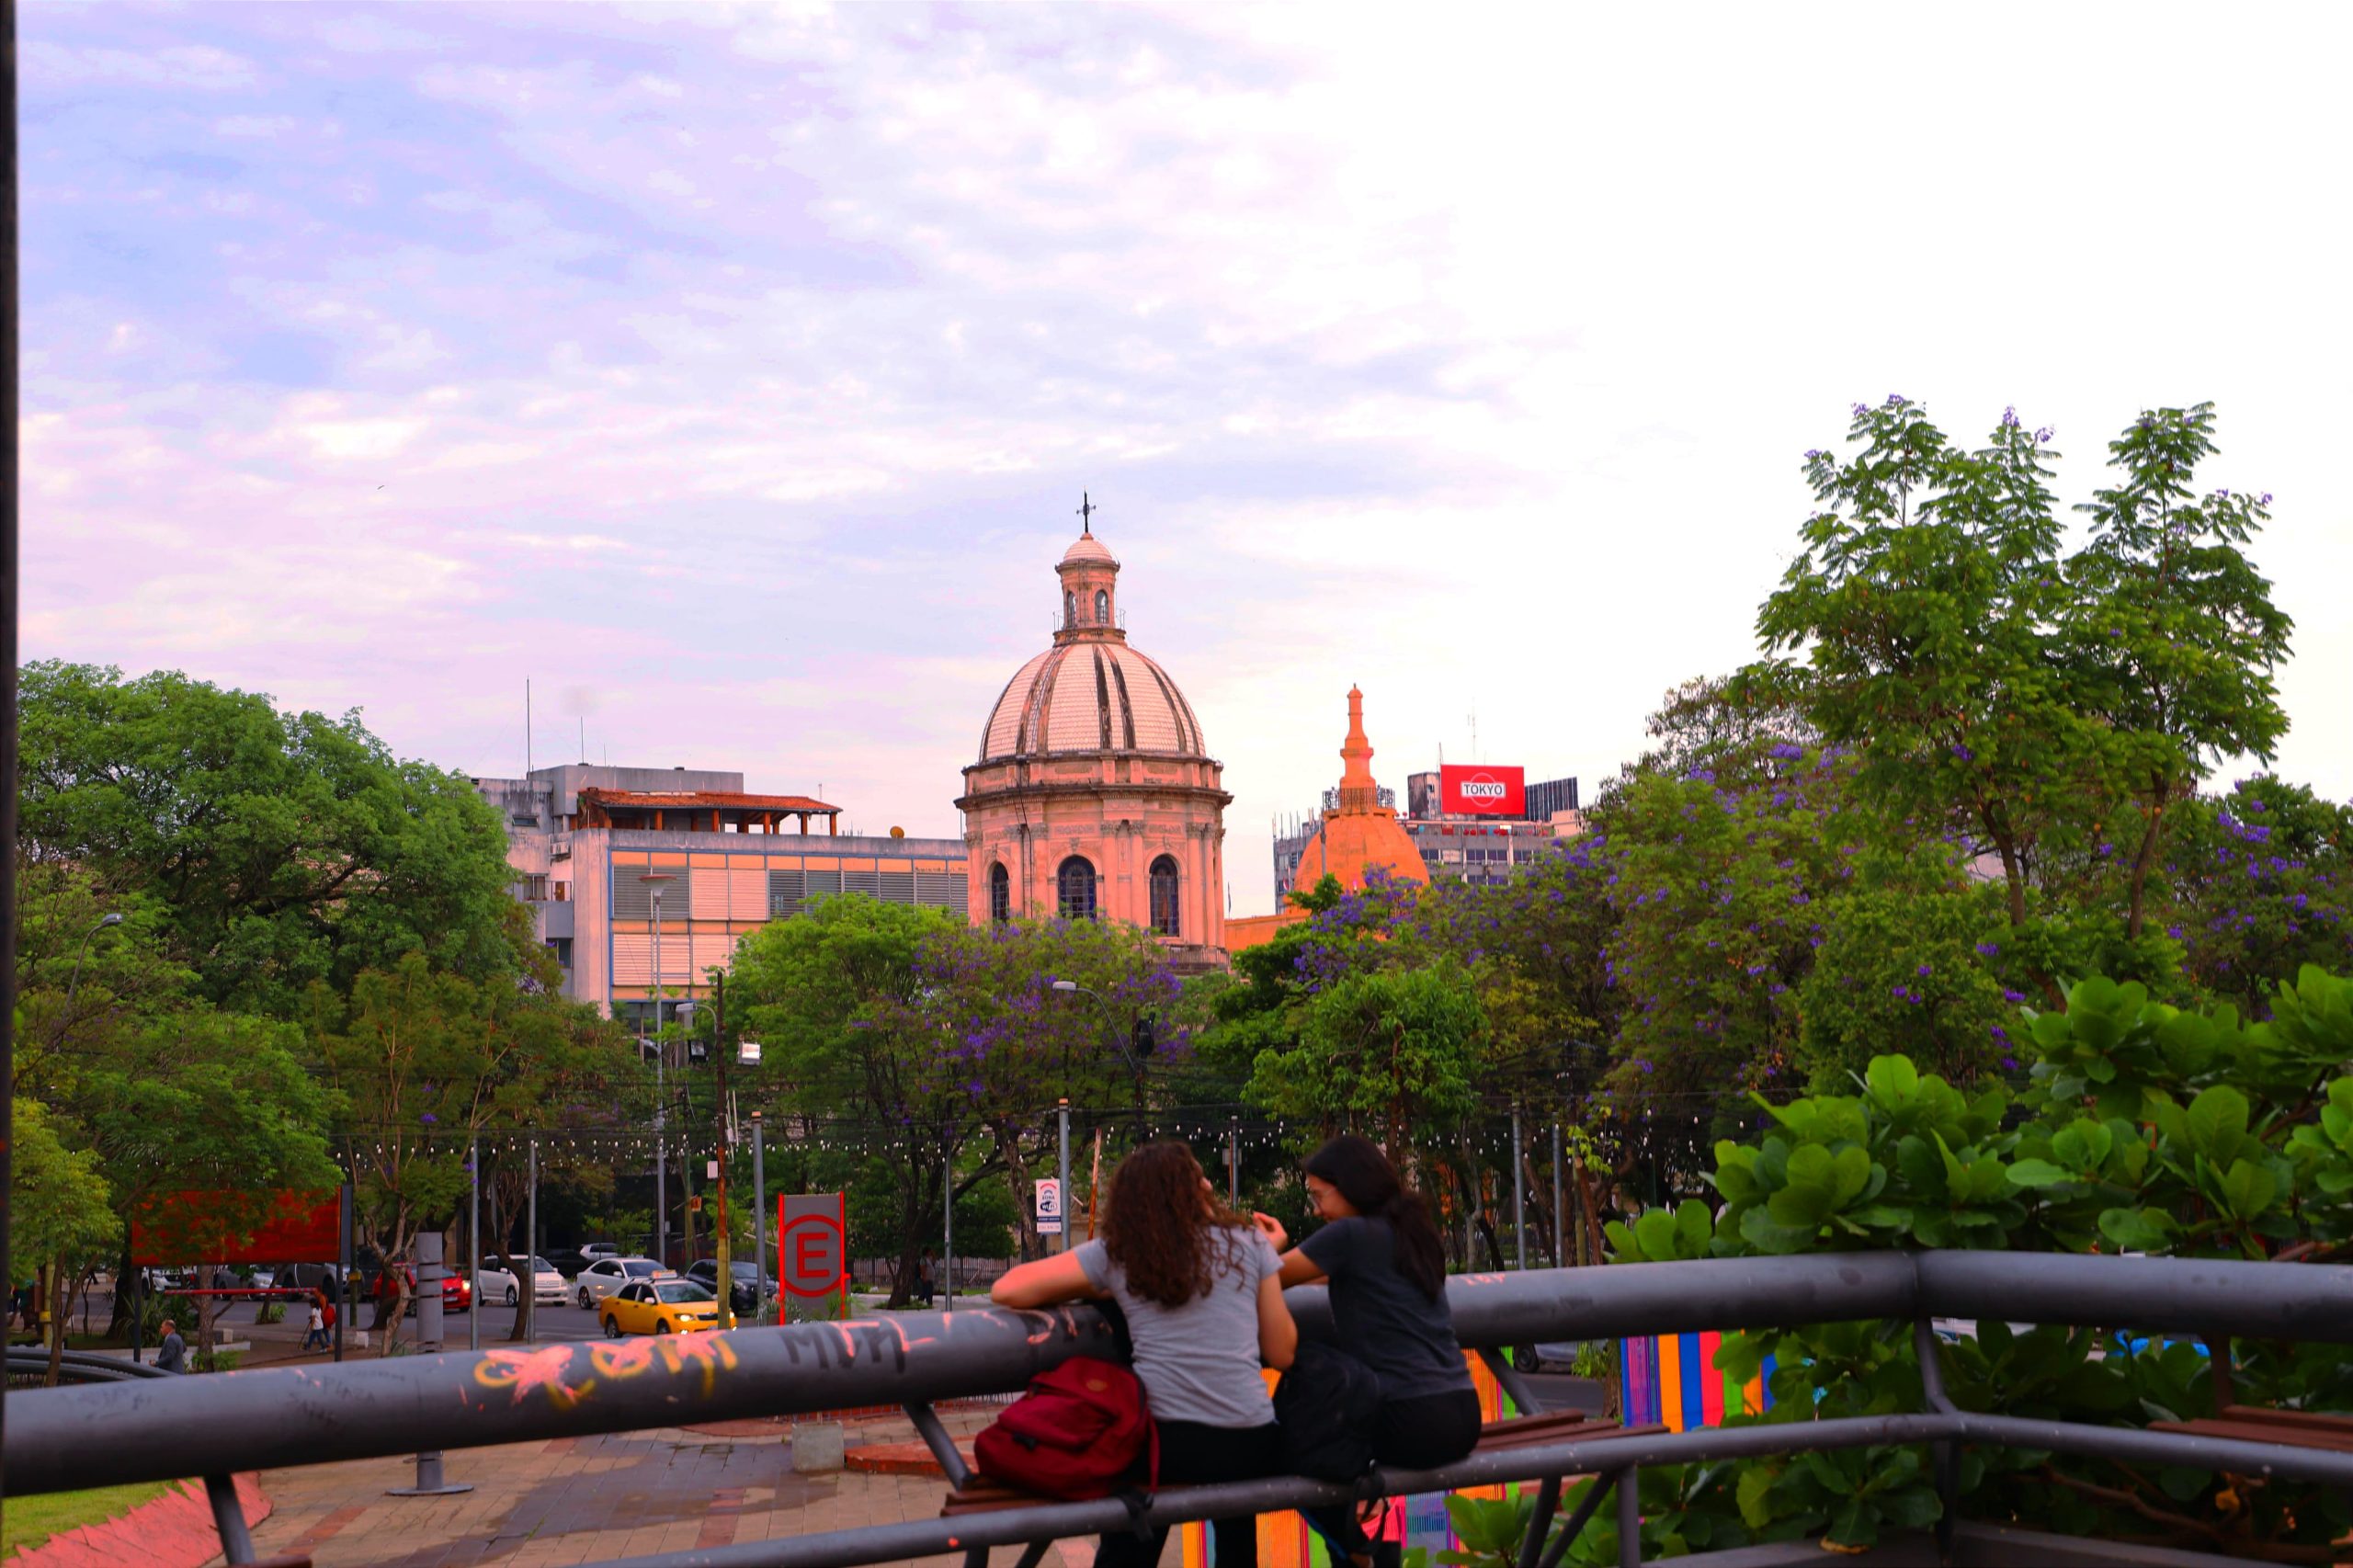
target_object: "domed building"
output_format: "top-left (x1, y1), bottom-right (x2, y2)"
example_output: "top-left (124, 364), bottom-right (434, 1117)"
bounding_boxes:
top-left (959, 522), bottom-right (1231, 969)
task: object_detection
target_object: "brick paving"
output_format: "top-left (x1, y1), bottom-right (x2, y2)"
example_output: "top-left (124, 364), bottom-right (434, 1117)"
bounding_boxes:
top-left (239, 1410), bottom-right (1091, 1568)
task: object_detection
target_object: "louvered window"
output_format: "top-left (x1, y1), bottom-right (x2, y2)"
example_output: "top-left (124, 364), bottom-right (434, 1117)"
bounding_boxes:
top-left (878, 870), bottom-right (915, 904)
top-left (767, 869), bottom-right (805, 919)
top-left (613, 869), bottom-right (688, 919)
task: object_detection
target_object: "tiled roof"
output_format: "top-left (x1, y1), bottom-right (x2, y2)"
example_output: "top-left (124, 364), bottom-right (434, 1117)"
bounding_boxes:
top-left (577, 790), bottom-right (839, 812)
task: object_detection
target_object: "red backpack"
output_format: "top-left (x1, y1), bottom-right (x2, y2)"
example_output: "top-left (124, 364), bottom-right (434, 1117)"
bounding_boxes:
top-left (973, 1357), bottom-right (1156, 1500)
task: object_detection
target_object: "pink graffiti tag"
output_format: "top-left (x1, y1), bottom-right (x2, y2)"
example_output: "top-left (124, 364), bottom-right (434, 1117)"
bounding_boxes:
top-left (473, 1345), bottom-right (595, 1411)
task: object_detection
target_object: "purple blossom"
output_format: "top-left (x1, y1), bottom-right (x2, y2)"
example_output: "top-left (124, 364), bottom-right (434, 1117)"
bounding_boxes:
top-left (1974, 941), bottom-right (2000, 959)
top-left (2002, 988), bottom-right (2027, 1004)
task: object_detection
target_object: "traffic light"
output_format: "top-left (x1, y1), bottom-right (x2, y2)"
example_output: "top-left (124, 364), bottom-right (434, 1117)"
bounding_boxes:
top-left (1132, 1016), bottom-right (1157, 1058)
top-left (688, 1039), bottom-right (709, 1064)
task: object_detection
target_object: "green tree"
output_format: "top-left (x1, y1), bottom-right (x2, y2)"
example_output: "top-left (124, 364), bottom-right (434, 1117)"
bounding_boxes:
top-left (2159, 778), bottom-right (2353, 1014)
top-left (309, 955), bottom-right (625, 1348)
top-left (8, 1096), bottom-right (120, 1384)
top-left (1247, 962), bottom-right (1485, 1154)
top-left (2066, 403), bottom-right (2293, 940)
top-left (17, 662), bottom-right (525, 1016)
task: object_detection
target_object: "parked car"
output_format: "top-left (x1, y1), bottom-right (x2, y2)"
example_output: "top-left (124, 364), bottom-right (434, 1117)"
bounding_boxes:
top-left (477, 1256), bottom-right (567, 1307)
top-left (684, 1259), bottom-right (776, 1313)
top-left (597, 1279), bottom-right (720, 1338)
top-left (371, 1265), bottom-right (472, 1315)
top-left (580, 1243), bottom-right (624, 1261)
top-left (280, 1263), bottom-right (347, 1302)
top-left (541, 1249), bottom-right (592, 1280)
top-left (574, 1256), bottom-right (671, 1309)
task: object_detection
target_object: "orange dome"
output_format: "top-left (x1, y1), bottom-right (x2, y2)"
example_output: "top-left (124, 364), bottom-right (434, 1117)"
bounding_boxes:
top-left (1290, 687), bottom-right (1428, 895)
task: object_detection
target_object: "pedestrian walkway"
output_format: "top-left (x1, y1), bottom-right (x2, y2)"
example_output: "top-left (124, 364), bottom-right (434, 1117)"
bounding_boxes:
top-left (239, 1410), bottom-right (1083, 1568)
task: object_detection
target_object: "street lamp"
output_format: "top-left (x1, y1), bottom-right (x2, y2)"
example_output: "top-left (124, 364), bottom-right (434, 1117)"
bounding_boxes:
top-left (676, 982), bottom-right (741, 1331)
top-left (641, 872), bottom-right (676, 1266)
top-left (61, 912), bottom-right (125, 1017)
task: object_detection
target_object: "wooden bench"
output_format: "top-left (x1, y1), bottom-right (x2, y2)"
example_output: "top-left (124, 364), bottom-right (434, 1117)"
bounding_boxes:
top-left (941, 1408), bottom-right (1671, 1518)
top-left (2150, 1403), bottom-right (2353, 1456)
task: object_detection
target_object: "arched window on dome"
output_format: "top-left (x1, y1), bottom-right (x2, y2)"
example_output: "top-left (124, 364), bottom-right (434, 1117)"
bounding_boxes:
top-left (1094, 588), bottom-right (1108, 625)
top-left (989, 862), bottom-right (1010, 925)
top-left (1064, 590), bottom-right (1076, 629)
top-left (1149, 855), bottom-right (1180, 937)
top-left (1057, 857), bottom-right (1097, 922)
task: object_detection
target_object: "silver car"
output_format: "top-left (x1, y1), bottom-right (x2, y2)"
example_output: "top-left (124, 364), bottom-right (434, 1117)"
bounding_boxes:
top-left (574, 1256), bottom-right (671, 1309)
top-left (478, 1256), bottom-right (567, 1307)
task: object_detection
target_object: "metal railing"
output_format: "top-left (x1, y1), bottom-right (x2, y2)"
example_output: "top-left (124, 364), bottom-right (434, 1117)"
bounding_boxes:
top-left (8, 1253), bottom-right (2353, 1566)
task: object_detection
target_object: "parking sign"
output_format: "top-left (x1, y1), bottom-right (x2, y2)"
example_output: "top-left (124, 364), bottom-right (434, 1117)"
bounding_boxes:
top-left (1035, 1178), bottom-right (1063, 1236)
top-left (779, 1193), bottom-right (847, 1298)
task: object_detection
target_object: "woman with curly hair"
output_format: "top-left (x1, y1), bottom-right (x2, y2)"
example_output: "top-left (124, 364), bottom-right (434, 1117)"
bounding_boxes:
top-left (1257, 1134), bottom-right (1476, 1568)
top-left (995, 1139), bottom-right (1297, 1568)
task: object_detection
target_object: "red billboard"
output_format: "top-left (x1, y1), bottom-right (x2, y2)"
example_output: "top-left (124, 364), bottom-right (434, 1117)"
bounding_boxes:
top-left (1439, 764), bottom-right (1526, 817)
top-left (130, 1190), bottom-right (341, 1266)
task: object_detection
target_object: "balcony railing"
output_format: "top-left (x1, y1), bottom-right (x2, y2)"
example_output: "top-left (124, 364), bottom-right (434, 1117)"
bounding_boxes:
top-left (8, 1253), bottom-right (2353, 1567)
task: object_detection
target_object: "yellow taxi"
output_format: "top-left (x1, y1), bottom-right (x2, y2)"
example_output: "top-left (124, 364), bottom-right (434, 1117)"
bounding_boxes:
top-left (597, 1278), bottom-right (722, 1337)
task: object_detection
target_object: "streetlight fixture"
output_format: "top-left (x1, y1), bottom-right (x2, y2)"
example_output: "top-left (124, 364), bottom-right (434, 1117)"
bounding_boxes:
top-left (63, 912), bottom-right (125, 1010)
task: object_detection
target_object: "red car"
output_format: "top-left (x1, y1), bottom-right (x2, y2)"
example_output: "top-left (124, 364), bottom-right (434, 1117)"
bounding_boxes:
top-left (371, 1266), bottom-right (472, 1314)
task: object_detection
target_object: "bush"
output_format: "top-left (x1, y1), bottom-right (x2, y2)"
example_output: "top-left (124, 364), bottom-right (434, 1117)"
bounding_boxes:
top-left (1601, 964), bottom-right (2353, 1556)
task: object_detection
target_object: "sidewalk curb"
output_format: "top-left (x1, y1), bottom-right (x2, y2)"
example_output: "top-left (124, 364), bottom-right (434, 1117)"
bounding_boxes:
top-left (12, 1473), bottom-right (272, 1568)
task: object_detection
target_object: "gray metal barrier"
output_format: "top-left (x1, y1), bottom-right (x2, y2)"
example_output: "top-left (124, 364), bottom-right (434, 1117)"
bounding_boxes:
top-left (7, 1252), bottom-right (2351, 1566)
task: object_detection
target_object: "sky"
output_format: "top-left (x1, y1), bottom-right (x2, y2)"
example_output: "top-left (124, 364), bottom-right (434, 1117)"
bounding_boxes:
top-left (24, 2), bottom-right (2353, 916)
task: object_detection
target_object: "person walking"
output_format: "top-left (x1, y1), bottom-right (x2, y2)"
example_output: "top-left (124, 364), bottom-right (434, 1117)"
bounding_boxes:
top-left (301, 1295), bottom-right (328, 1351)
top-left (1258, 1135), bottom-right (1481, 1568)
top-left (155, 1318), bottom-right (188, 1374)
top-left (995, 1141), bottom-right (1297, 1568)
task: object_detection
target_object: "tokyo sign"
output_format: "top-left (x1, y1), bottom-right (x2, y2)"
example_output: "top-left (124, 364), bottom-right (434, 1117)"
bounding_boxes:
top-left (1439, 764), bottom-right (1526, 817)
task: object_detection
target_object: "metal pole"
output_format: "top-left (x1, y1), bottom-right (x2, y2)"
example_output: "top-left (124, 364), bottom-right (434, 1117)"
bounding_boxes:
top-left (1512, 1107), bottom-right (1526, 1272)
top-left (524, 1136), bottom-right (538, 1345)
top-left (942, 1134), bottom-right (954, 1315)
top-left (1057, 1099), bottom-right (1072, 1254)
top-left (752, 1112), bottom-right (767, 1322)
top-left (468, 1137), bottom-right (480, 1352)
top-left (715, 973), bottom-right (733, 1332)
top-left (388, 1232), bottom-right (470, 1497)
top-left (653, 888), bottom-right (667, 1270)
top-left (1227, 1117), bottom-right (1240, 1208)
top-left (1552, 1122), bottom-right (1564, 1269)
top-left (0, 5), bottom-right (18, 1486)
top-left (335, 1167), bottom-right (352, 1363)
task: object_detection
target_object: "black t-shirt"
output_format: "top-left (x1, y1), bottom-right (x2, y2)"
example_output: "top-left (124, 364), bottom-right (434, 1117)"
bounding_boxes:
top-left (1299, 1215), bottom-right (1471, 1402)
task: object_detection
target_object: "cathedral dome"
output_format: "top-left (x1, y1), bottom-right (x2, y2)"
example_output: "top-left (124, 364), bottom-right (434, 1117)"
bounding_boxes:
top-left (960, 512), bottom-right (1229, 963)
top-left (978, 642), bottom-right (1209, 763)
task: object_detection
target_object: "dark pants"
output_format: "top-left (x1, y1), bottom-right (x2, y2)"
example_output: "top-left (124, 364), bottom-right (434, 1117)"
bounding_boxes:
top-left (1304, 1389), bottom-right (1483, 1562)
top-left (1098, 1417), bottom-right (1283, 1568)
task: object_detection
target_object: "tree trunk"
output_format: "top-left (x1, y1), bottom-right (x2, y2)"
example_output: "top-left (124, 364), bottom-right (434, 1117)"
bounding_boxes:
top-left (2125, 790), bottom-right (2168, 941)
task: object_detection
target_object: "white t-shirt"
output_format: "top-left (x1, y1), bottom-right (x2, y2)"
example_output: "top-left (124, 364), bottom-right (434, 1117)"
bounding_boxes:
top-left (1074, 1228), bottom-right (1280, 1428)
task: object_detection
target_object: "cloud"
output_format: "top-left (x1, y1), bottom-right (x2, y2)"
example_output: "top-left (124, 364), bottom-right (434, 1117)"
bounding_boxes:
top-left (19, 2), bottom-right (2353, 920)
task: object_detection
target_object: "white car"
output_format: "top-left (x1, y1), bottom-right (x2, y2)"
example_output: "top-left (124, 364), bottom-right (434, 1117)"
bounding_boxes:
top-left (477, 1256), bottom-right (567, 1307)
top-left (574, 1256), bottom-right (672, 1309)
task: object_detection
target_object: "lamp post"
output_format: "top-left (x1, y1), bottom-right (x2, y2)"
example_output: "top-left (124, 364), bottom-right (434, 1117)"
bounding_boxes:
top-left (57, 911), bottom-right (124, 1033)
top-left (641, 872), bottom-right (676, 1267)
top-left (678, 980), bottom-right (738, 1331)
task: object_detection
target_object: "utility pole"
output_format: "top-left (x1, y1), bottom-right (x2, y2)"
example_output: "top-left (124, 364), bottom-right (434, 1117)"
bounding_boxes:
top-left (1057, 1099), bottom-right (1072, 1254)
top-left (1511, 1107), bottom-right (1527, 1272)
top-left (468, 1137), bottom-right (480, 1352)
top-left (751, 1112), bottom-right (767, 1323)
top-left (524, 1136), bottom-right (538, 1344)
top-left (642, 872), bottom-right (675, 1267)
top-left (712, 972), bottom-right (733, 1332)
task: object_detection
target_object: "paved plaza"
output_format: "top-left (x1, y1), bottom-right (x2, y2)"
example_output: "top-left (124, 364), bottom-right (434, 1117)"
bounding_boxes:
top-left (242, 1408), bottom-right (1078, 1568)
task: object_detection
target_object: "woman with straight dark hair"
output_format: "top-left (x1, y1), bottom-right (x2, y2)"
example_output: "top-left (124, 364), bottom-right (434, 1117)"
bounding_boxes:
top-left (996, 1140), bottom-right (1297, 1568)
top-left (1258, 1134), bottom-right (1479, 1568)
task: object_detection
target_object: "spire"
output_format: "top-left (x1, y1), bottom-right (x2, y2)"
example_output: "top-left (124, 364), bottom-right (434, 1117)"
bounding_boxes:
top-left (1334, 686), bottom-right (1380, 813)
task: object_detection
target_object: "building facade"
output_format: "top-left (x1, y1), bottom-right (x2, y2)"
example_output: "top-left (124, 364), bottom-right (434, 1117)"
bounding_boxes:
top-left (474, 764), bottom-right (967, 1024)
top-left (958, 526), bottom-right (1231, 970)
